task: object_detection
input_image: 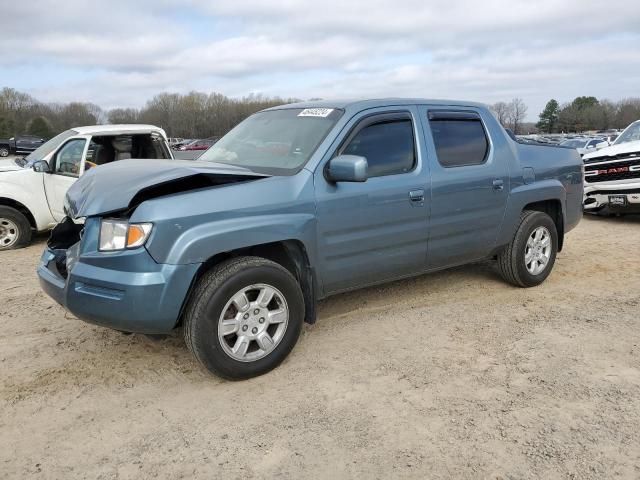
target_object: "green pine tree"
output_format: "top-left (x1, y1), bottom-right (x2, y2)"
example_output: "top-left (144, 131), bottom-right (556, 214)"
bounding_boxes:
top-left (536, 99), bottom-right (560, 133)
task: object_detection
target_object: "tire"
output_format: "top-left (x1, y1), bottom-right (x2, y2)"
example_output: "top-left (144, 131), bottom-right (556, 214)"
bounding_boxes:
top-left (183, 256), bottom-right (305, 380)
top-left (0, 147), bottom-right (9, 157)
top-left (0, 206), bottom-right (32, 250)
top-left (497, 210), bottom-right (558, 288)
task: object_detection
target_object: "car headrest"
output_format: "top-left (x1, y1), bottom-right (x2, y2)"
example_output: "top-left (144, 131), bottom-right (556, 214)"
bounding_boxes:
top-left (111, 137), bottom-right (132, 153)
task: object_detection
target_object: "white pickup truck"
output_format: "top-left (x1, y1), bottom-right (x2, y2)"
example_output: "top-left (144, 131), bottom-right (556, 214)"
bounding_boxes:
top-left (0, 124), bottom-right (173, 249)
top-left (583, 120), bottom-right (640, 215)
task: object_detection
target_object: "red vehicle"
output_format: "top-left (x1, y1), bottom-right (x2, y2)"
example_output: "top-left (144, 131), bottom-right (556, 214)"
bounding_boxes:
top-left (178, 139), bottom-right (217, 151)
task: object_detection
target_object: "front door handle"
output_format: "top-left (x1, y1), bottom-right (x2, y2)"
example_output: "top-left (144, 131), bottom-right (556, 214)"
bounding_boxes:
top-left (409, 189), bottom-right (425, 203)
top-left (492, 179), bottom-right (504, 191)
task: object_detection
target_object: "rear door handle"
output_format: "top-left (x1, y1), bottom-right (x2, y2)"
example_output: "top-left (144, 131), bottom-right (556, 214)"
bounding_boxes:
top-left (409, 189), bottom-right (425, 203)
top-left (492, 179), bottom-right (504, 191)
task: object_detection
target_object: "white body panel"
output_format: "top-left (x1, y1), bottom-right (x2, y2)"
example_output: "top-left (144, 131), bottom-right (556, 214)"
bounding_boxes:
top-left (582, 140), bottom-right (640, 211)
top-left (0, 125), bottom-right (171, 231)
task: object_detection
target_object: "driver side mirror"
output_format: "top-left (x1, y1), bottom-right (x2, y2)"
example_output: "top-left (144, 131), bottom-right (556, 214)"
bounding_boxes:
top-left (326, 155), bottom-right (368, 182)
top-left (32, 160), bottom-right (50, 173)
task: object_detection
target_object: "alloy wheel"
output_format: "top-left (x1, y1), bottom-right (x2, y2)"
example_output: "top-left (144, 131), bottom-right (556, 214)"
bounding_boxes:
top-left (525, 226), bottom-right (551, 275)
top-left (217, 283), bottom-right (289, 362)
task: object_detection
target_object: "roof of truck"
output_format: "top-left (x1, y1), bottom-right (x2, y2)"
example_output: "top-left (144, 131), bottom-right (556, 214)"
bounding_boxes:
top-left (72, 124), bottom-right (166, 135)
top-left (265, 98), bottom-right (488, 112)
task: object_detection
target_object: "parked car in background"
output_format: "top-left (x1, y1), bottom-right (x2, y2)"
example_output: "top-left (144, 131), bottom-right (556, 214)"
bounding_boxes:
top-left (177, 138), bottom-right (217, 151)
top-left (171, 139), bottom-right (193, 150)
top-left (0, 125), bottom-right (173, 249)
top-left (560, 137), bottom-right (608, 156)
top-left (583, 120), bottom-right (640, 215)
top-left (167, 137), bottom-right (185, 148)
top-left (38, 99), bottom-right (583, 380)
top-left (0, 135), bottom-right (46, 157)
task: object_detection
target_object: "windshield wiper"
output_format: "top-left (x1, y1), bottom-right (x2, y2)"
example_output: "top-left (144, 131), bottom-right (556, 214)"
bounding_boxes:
top-left (14, 157), bottom-right (27, 168)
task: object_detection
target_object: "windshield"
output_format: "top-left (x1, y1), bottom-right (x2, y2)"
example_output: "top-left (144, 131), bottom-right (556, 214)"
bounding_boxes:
top-left (560, 139), bottom-right (588, 148)
top-left (614, 121), bottom-right (640, 145)
top-left (23, 129), bottom-right (77, 166)
top-left (198, 108), bottom-right (343, 174)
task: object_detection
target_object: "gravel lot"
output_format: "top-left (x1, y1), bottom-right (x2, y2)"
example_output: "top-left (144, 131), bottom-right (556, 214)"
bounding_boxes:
top-left (1, 215), bottom-right (639, 479)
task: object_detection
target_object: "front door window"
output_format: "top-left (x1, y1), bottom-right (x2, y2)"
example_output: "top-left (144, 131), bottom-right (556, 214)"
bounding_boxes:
top-left (54, 139), bottom-right (87, 177)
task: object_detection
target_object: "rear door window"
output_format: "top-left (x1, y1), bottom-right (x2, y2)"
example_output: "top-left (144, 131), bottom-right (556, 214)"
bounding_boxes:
top-left (428, 111), bottom-right (489, 167)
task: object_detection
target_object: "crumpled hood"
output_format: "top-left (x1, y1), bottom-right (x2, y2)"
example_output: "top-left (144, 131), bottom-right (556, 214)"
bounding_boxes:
top-left (0, 158), bottom-right (23, 172)
top-left (583, 139), bottom-right (640, 161)
top-left (66, 158), bottom-right (268, 218)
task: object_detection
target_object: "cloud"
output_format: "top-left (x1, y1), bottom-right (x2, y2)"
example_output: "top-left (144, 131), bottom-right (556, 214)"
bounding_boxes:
top-left (2, 0), bottom-right (640, 118)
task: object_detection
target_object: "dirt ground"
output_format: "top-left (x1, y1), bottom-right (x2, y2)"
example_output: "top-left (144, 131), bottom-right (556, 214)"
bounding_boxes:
top-left (1, 215), bottom-right (639, 479)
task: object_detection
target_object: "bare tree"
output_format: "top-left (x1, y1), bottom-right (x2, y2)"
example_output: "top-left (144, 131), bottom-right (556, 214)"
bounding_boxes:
top-left (490, 101), bottom-right (513, 128)
top-left (137, 91), bottom-right (299, 138)
top-left (107, 108), bottom-right (140, 124)
top-left (508, 98), bottom-right (528, 134)
top-left (615, 98), bottom-right (640, 128)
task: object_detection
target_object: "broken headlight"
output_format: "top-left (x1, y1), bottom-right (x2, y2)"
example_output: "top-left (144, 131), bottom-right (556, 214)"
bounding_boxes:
top-left (99, 219), bottom-right (153, 251)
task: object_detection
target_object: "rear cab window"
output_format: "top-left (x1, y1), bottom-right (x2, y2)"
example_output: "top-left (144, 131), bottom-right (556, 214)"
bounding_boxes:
top-left (427, 110), bottom-right (489, 167)
top-left (86, 133), bottom-right (171, 170)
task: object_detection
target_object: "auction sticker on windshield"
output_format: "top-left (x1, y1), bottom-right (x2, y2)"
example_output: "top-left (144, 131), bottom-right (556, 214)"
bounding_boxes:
top-left (298, 108), bottom-right (334, 117)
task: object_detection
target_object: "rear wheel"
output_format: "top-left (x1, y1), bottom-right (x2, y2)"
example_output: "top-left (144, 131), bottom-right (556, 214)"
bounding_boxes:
top-left (0, 147), bottom-right (9, 157)
top-left (0, 206), bottom-right (32, 250)
top-left (183, 256), bottom-right (304, 380)
top-left (497, 210), bottom-right (558, 287)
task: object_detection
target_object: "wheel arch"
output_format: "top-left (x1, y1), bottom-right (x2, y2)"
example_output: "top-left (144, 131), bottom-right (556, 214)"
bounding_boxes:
top-left (176, 239), bottom-right (318, 329)
top-left (521, 199), bottom-right (564, 251)
top-left (497, 180), bottom-right (567, 253)
top-left (0, 197), bottom-right (37, 230)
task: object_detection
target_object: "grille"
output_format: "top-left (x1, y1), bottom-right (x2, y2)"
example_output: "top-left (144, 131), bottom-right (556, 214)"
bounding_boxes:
top-left (583, 152), bottom-right (640, 164)
top-left (585, 188), bottom-right (640, 195)
top-left (584, 159), bottom-right (640, 183)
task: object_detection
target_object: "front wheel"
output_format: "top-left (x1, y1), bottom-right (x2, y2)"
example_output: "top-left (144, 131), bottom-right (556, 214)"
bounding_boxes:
top-left (497, 210), bottom-right (558, 287)
top-left (0, 206), bottom-right (32, 250)
top-left (183, 256), bottom-right (304, 380)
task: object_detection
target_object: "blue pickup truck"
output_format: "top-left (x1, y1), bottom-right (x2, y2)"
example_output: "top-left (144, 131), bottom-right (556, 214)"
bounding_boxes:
top-left (38, 99), bottom-right (583, 379)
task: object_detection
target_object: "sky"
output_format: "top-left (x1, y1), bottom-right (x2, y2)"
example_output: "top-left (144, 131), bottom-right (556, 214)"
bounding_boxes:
top-left (1, 0), bottom-right (639, 121)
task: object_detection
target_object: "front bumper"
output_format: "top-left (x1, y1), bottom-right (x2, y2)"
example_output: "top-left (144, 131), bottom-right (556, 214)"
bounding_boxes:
top-left (38, 245), bottom-right (200, 334)
top-left (583, 181), bottom-right (640, 212)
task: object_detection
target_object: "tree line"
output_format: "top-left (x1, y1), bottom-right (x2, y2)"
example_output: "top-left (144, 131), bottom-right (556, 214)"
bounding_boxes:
top-left (107, 92), bottom-right (300, 138)
top-left (2, 86), bottom-right (639, 140)
top-left (0, 87), bottom-right (297, 139)
top-left (0, 87), bottom-right (103, 139)
top-left (491, 96), bottom-right (640, 135)
top-left (534, 96), bottom-right (640, 134)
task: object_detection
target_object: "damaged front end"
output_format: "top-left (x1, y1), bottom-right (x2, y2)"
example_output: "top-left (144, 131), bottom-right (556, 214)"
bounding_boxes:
top-left (36, 159), bottom-right (267, 333)
top-left (46, 216), bottom-right (84, 279)
top-left (65, 158), bottom-right (268, 219)
top-left (38, 213), bottom-right (201, 334)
